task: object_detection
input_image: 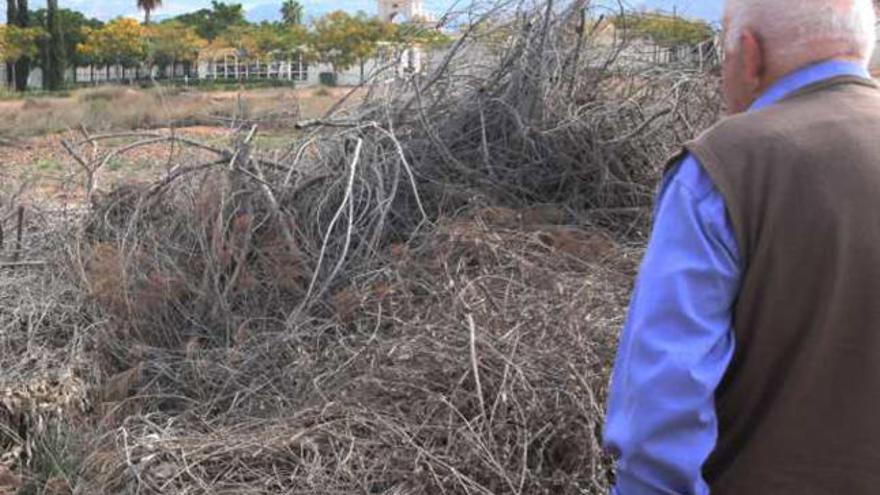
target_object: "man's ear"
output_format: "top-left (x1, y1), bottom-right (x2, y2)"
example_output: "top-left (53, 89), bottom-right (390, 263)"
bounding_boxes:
top-left (739, 28), bottom-right (766, 92)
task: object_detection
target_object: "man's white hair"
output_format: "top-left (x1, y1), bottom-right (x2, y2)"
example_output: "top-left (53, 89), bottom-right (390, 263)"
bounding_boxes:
top-left (725, 0), bottom-right (877, 65)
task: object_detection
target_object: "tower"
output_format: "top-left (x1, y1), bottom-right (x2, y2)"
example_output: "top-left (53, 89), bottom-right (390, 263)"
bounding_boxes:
top-left (377, 0), bottom-right (424, 23)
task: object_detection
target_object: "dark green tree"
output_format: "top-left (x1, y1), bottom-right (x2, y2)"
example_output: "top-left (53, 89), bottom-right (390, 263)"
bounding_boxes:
top-left (43, 0), bottom-right (65, 90)
top-left (32, 8), bottom-right (102, 83)
top-left (6, 0), bottom-right (16, 86)
top-left (13, 0), bottom-right (30, 91)
top-left (170, 1), bottom-right (246, 40)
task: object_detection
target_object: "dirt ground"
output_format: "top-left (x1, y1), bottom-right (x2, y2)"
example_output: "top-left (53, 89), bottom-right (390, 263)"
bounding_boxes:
top-left (0, 85), bottom-right (359, 207)
top-left (0, 85), bottom-right (353, 117)
top-left (0, 85), bottom-right (360, 143)
top-left (1, 127), bottom-right (228, 205)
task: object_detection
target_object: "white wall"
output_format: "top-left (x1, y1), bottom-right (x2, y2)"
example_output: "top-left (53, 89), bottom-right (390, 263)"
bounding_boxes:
top-left (0, 64), bottom-right (43, 89)
top-left (0, 46), bottom-right (430, 89)
top-left (196, 46), bottom-right (424, 87)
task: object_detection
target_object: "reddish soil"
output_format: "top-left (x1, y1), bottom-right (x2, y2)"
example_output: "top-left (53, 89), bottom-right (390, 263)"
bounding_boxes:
top-left (1, 126), bottom-right (232, 207)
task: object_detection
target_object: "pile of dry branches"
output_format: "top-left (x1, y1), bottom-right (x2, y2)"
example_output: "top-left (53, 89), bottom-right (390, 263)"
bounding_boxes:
top-left (0, 200), bottom-right (93, 493)
top-left (81, 216), bottom-right (636, 493)
top-left (1, 0), bottom-right (721, 492)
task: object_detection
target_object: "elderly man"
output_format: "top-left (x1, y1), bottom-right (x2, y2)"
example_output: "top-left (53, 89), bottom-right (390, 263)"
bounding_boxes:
top-left (604, 0), bottom-right (880, 493)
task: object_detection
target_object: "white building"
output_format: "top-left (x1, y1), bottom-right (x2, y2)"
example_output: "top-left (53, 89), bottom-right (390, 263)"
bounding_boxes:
top-left (378, 0), bottom-right (425, 23)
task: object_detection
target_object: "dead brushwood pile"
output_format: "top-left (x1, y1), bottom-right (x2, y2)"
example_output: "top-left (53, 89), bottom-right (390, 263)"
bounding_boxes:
top-left (0, 1), bottom-right (721, 493)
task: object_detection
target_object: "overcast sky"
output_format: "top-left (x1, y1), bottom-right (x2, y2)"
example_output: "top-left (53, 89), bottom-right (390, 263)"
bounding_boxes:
top-left (1, 0), bottom-right (723, 26)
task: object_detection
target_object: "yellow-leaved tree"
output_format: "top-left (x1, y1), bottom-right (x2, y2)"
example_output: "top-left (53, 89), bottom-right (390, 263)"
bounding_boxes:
top-left (312, 11), bottom-right (395, 81)
top-left (0, 24), bottom-right (45, 85)
top-left (147, 21), bottom-right (207, 77)
top-left (204, 22), bottom-right (309, 74)
top-left (252, 23), bottom-right (308, 57)
top-left (209, 24), bottom-right (262, 58)
top-left (392, 20), bottom-right (452, 50)
top-left (78, 18), bottom-right (147, 79)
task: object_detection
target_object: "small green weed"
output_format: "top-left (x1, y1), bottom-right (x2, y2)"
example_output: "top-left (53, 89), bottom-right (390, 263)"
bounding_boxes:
top-left (254, 133), bottom-right (294, 150)
top-left (18, 424), bottom-right (82, 495)
top-left (35, 158), bottom-right (63, 173)
top-left (105, 158), bottom-right (129, 172)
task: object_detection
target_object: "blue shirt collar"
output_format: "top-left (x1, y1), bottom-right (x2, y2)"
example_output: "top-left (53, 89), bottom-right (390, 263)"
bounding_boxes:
top-left (749, 59), bottom-right (871, 111)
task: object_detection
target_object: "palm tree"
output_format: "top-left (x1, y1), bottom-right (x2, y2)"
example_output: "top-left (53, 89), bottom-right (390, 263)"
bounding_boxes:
top-left (281, 0), bottom-right (304, 26)
top-left (137, 0), bottom-right (162, 24)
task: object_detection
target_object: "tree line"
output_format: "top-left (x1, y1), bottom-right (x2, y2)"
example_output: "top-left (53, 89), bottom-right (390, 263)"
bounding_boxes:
top-left (1, 0), bottom-right (450, 91)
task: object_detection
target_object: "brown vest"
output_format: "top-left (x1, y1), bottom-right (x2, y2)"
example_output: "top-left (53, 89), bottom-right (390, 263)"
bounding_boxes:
top-left (676, 75), bottom-right (880, 494)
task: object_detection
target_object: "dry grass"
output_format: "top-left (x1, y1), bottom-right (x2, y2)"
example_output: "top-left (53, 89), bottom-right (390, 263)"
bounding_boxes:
top-left (0, 86), bottom-right (357, 139)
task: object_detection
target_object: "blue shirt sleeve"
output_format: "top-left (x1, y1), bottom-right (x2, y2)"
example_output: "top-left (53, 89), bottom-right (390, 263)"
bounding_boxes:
top-left (603, 154), bottom-right (741, 495)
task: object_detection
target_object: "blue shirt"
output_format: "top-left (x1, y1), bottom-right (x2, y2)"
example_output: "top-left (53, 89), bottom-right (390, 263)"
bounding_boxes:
top-left (603, 59), bottom-right (872, 495)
